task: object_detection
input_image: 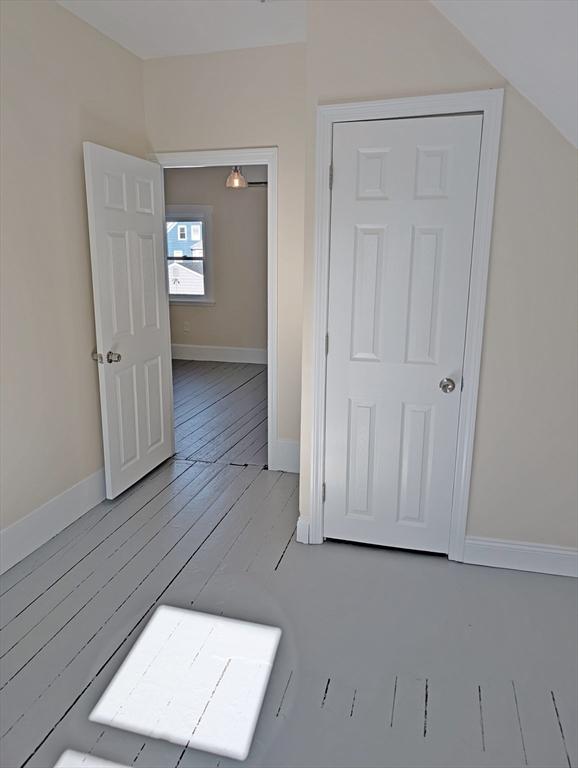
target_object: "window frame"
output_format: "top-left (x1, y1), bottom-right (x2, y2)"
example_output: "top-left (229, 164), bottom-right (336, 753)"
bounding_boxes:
top-left (165, 204), bottom-right (214, 305)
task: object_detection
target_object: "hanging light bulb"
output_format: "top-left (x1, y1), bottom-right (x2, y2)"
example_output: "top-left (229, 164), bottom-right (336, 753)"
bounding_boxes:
top-left (225, 165), bottom-right (248, 189)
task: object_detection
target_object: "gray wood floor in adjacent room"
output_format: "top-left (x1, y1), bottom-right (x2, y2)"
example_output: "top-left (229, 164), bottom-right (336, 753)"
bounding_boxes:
top-left (172, 361), bottom-right (267, 467)
top-left (1, 362), bottom-right (576, 768)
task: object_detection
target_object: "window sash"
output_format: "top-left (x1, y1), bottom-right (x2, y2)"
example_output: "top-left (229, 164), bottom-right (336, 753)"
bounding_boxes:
top-left (167, 256), bottom-right (204, 263)
top-left (165, 204), bottom-right (213, 303)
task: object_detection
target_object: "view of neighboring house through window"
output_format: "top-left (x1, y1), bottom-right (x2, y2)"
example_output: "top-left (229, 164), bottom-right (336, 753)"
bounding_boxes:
top-left (166, 220), bottom-right (205, 296)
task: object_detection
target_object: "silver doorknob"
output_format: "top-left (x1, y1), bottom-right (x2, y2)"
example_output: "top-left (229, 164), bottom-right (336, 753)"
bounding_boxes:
top-left (439, 377), bottom-right (456, 393)
top-left (106, 351), bottom-right (122, 363)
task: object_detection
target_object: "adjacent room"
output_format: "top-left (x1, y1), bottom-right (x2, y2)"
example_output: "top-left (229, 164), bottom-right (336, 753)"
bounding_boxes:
top-left (1, 2), bottom-right (577, 768)
top-left (164, 163), bottom-right (270, 468)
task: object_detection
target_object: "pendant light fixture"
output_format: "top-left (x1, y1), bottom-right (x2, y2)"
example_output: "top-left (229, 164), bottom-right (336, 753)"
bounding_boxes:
top-left (225, 165), bottom-right (248, 189)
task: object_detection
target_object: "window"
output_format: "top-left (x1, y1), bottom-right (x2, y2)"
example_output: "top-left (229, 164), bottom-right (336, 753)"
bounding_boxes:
top-left (165, 205), bottom-right (213, 303)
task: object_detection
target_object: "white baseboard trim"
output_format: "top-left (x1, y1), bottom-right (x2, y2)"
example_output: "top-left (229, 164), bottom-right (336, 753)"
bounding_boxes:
top-left (296, 516), bottom-right (311, 544)
top-left (268, 439), bottom-right (300, 474)
top-left (172, 344), bottom-right (267, 365)
top-left (464, 536), bottom-right (578, 577)
top-left (0, 469), bottom-right (106, 575)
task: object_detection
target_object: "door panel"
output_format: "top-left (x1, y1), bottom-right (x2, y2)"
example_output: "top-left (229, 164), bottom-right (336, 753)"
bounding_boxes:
top-left (347, 399), bottom-right (376, 517)
top-left (84, 143), bottom-right (174, 498)
top-left (350, 226), bottom-right (384, 361)
top-left (324, 115), bottom-right (482, 552)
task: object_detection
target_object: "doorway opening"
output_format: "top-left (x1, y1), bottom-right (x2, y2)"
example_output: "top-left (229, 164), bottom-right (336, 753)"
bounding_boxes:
top-left (155, 150), bottom-right (278, 471)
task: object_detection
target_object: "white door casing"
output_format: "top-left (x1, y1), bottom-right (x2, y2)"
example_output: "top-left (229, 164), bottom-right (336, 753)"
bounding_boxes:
top-left (152, 148), bottom-right (287, 471)
top-left (84, 143), bottom-right (174, 499)
top-left (323, 115), bottom-right (483, 553)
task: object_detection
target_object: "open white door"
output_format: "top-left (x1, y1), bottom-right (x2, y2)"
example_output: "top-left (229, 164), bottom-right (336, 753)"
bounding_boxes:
top-left (83, 142), bottom-right (174, 499)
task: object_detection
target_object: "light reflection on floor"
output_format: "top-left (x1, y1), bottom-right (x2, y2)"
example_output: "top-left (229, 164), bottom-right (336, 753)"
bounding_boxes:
top-left (89, 606), bottom-right (282, 761)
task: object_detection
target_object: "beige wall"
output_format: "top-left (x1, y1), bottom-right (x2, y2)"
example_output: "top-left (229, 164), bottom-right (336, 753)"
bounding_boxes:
top-left (0, 1), bottom-right (149, 529)
top-left (165, 166), bottom-right (267, 349)
top-left (143, 44), bottom-right (306, 441)
top-left (298, 0), bottom-right (578, 548)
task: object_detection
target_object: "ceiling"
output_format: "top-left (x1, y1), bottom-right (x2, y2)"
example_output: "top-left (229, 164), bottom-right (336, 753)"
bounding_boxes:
top-left (57, 0), bottom-right (306, 59)
top-left (433, 0), bottom-right (578, 147)
top-left (57, 0), bottom-right (577, 147)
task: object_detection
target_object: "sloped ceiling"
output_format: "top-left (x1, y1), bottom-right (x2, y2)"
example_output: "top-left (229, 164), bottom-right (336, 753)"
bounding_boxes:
top-left (433, 0), bottom-right (578, 147)
top-left (57, 0), bottom-right (577, 146)
top-left (57, 0), bottom-right (306, 58)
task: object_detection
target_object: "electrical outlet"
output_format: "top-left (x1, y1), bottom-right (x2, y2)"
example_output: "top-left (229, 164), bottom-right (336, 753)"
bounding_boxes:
top-left (183, 321), bottom-right (190, 333)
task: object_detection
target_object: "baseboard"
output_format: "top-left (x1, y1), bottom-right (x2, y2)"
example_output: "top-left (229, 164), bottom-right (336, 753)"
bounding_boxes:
top-left (268, 439), bottom-right (300, 474)
top-left (464, 536), bottom-right (578, 577)
top-left (0, 469), bottom-right (106, 575)
top-left (296, 516), bottom-right (311, 544)
top-left (172, 344), bottom-right (267, 365)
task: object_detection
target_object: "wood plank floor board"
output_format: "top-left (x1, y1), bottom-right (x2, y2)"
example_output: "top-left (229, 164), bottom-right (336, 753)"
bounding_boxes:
top-left (193, 416), bottom-right (267, 466)
top-left (2, 362), bottom-right (576, 768)
top-left (246, 495), bottom-right (297, 576)
top-left (2, 471), bottom-right (577, 768)
top-left (174, 371), bottom-right (264, 431)
top-left (0, 460), bottom-right (185, 599)
top-left (0, 464), bottom-right (252, 738)
top-left (174, 376), bottom-right (266, 453)
top-left (15, 469), bottom-right (284, 768)
top-left (174, 373), bottom-right (267, 445)
top-left (171, 361), bottom-right (232, 397)
top-left (0, 467), bottom-right (264, 768)
top-left (176, 399), bottom-right (267, 461)
top-left (546, 682), bottom-right (577, 768)
top-left (172, 364), bottom-right (252, 415)
top-left (173, 367), bottom-right (265, 430)
top-left (173, 364), bottom-right (251, 416)
top-left (175, 384), bottom-right (266, 452)
top-left (249, 442), bottom-right (268, 467)
top-left (185, 404), bottom-right (267, 464)
top-left (189, 476), bottom-right (298, 605)
top-left (0, 462), bottom-right (195, 633)
top-left (173, 360), bottom-right (226, 392)
top-left (174, 372), bottom-right (266, 436)
top-left (109, 471), bottom-right (297, 768)
top-left (175, 400), bottom-right (267, 462)
top-left (0, 499), bottom-right (117, 597)
top-left (217, 420), bottom-right (268, 466)
top-left (171, 360), bottom-right (236, 391)
top-left (509, 679), bottom-right (573, 768)
top-left (0, 464), bottom-right (224, 684)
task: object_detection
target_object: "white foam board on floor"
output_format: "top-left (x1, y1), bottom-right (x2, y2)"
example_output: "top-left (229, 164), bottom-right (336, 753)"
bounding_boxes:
top-left (54, 751), bottom-right (129, 768)
top-left (89, 606), bottom-right (282, 761)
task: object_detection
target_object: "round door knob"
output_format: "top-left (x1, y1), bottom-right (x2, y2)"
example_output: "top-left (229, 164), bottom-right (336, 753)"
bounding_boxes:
top-left (106, 351), bottom-right (122, 363)
top-left (439, 377), bottom-right (456, 393)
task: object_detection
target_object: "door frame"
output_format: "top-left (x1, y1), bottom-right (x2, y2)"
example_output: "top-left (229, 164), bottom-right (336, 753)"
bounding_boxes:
top-left (302, 90), bottom-right (504, 561)
top-left (152, 148), bottom-right (281, 470)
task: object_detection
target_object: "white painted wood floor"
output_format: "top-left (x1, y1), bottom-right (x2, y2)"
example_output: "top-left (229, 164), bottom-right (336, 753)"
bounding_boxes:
top-left (0, 363), bottom-right (576, 768)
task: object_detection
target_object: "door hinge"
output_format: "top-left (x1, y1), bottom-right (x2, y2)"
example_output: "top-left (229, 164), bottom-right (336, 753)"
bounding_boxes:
top-left (322, 482), bottom-right (326, 502)
top-left (92, 351), bottom-right (104, 364)
top-left (461, 376), bottom-right (464, 392)
top-left (329, 164), bottom-right (334, 190)
top-left (325, 332), bottom-right (329, 357)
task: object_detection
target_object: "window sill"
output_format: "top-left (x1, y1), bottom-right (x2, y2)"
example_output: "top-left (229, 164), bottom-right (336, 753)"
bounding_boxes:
top-left (169, 296), bottom-right (215, 306)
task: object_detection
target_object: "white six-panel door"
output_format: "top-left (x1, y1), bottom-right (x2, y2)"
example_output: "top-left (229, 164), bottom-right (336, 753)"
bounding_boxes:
top-left (83, 143), bottom-right (174, 499)
top-left (324, 115), bottom-right (482, 552)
